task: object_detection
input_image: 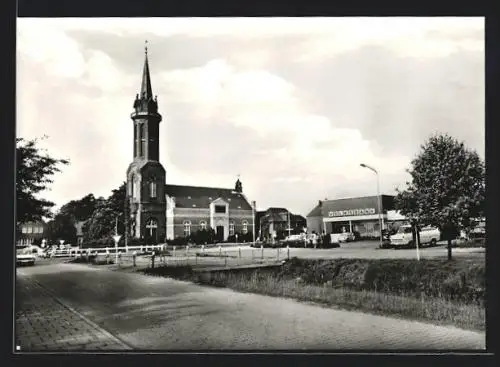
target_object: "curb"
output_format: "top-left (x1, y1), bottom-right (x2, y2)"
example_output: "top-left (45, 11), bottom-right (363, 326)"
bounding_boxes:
top-left (21, 275), bottom-right (133, 350)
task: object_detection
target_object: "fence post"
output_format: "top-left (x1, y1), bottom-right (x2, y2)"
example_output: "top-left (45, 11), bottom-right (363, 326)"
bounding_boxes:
top-left (287, 245), bottom-right (290, 260)
top-left (224, 250), bottom-right (227, 267)
top-left (133, 251), bottom-right (137, 267)
top-left (277, 247), bottom-right (280, 261)
top-left (261, 245), bottom-right (264, 260)
top-left (186, 245), bottom-right (189, 256)
top-left (173, 246), bottom-right (176, 258)
top-left (118, 252), bottom-right (122, 267)
top-left (238, 247), bottom-right (241, 265)
top-left (201, 245), bottom-right (204, 254)
top-left (106, 250), bottom-right (110, 265)
top-left (151, 251), bottom-right (155, 269)
top-left (219, 246), bottom-right (222, 257)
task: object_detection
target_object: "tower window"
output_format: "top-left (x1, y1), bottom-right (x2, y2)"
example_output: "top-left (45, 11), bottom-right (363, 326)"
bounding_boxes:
top-left (183, 220), bottom-right (191, 237)
top-left (150, 181), bottom-right (157, 198)
top-left (131, 180), bottom-right (136, 199)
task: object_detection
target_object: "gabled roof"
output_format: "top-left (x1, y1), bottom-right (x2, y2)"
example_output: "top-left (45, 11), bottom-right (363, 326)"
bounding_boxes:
top-left (307, 204), bottom-right (323, 218)
top-left (165, 184), bottom-right (252, 210)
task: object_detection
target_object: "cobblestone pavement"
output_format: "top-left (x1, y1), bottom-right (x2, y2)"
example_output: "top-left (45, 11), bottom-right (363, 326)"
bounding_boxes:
top-left (15, 272), bottom-right (131, 352)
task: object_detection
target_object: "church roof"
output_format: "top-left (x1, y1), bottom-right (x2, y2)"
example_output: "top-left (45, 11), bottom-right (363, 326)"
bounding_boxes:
top-left (165, 184), bottom-right (253, 210)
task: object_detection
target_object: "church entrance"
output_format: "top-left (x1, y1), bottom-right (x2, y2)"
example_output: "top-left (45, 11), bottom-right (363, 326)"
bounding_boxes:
top-left (216, 226), bottom-right (224, 242)
top-left (146, 218), bottom-right (158, 242)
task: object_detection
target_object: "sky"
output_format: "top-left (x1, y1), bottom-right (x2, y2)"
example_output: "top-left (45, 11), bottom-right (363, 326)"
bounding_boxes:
top-left (17, 17), bottom-right (485, 216)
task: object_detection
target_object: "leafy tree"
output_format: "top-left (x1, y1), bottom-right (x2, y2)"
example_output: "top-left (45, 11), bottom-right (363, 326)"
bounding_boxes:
top-left (395, 134), bottom-right (485, 260)
top-left (59, 194), bottom-right (98, 222)
top-left (82, 182), bottom-right (128, 242)
top-left (16, 137), bottom-right (69, 223)
top-left (45, 213), bottom-right (77, 245)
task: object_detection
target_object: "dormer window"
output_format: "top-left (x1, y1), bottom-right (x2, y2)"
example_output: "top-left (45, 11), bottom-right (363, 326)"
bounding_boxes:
top-left (215, 205), bottom-right (226, 214)
top-left (187, 196), bottom-right (191, 199)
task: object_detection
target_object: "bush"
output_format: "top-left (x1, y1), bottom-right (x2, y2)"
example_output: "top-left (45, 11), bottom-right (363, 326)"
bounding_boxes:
top-left (278, 257), bottom-right (485, 305)
top-left (227, 232), bottom-right (253, 243)
top-left (166, 236), bottom-right (189, 247)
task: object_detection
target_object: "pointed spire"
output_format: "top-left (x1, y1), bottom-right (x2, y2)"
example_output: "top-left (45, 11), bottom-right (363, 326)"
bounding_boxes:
top-left (141, 40), bottom-right (153, 99)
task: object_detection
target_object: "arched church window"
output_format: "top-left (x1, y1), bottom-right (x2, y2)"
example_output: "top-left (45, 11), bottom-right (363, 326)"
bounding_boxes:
top-left (242, 220), bottom-right (248, 234)
top-left (183, 220), bottom-right (191, 237)
top-left (229, 221), bottom-right (235, 236)
top-left (145, 218), bottom-right (158, 241)
top-left (150, 180), bottom-right (157, 198)
top-left (199, 220), bottom-right (207, 230)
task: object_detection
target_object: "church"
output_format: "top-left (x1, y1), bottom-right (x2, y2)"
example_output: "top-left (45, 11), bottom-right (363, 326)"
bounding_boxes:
top-left (126, 46), bottom-right (255, 243)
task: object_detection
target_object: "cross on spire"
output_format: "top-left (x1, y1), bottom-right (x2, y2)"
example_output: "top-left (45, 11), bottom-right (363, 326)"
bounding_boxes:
top-left (140, 41), bottom-right (153, 98)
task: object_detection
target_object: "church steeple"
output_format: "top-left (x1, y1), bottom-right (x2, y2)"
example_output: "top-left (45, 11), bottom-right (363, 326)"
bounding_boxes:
top-left (131, 41), bottom-right (162, 161)
top-left (141, 41), bottom-right (153, 99)
top-left (133, 41), bottom-right (158, 115)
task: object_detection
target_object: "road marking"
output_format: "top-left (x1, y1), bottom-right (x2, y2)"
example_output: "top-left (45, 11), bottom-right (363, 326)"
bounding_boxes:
top-left (19, 274), bottom-right (133, 350)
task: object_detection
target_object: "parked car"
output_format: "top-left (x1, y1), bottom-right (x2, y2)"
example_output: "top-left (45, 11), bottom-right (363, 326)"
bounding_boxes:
top-left (16, 247), bottom-right (36, 266)
top-left (389, 225), bottom-right (441, 248)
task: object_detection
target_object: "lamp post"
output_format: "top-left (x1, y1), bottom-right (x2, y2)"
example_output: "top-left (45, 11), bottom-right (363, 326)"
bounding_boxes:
top-left (251, 200), bottom-right (256, 247)
top-left (360, 163), bottom-right (384, 249)
top-left (113, 216), bottom-right (121, 264)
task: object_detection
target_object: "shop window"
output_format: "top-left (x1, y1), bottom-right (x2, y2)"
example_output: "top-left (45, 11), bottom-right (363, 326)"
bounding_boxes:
top-left (21, 227), bottom-right (27, 234)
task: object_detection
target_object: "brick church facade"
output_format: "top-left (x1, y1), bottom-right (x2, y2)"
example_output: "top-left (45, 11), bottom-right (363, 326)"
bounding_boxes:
top-left (126, 46), bottom-right (255, 243)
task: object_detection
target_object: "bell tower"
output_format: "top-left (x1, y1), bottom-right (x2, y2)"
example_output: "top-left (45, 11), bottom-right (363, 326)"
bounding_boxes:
top-left (126, 42), bottom-right (166, 242)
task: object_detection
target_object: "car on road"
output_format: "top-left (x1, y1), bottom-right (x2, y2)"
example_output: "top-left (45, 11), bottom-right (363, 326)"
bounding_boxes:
top-left (16, 247), bottom-right (37, 266)
top-left (389, 225), bottom-right (440, 248)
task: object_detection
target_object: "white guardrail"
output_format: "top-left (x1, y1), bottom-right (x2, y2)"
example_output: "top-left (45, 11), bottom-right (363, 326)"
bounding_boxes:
top-left (64, 244), bottom-right (290, 268)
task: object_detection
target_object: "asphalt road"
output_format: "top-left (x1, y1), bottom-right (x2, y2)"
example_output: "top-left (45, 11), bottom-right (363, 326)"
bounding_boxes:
top-left (16, 261), bottom-right (485, 350)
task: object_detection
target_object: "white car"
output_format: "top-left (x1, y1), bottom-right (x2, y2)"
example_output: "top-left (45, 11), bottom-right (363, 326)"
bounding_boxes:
top-left (16, 247), bottom-right (36, 266)
top-left (389, 225), bottom-right (441, 248)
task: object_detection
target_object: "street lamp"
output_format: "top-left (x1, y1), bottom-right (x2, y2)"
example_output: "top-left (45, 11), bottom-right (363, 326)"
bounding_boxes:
top-left (251, 200), bottom-right (256, 247)
top-left (360, 163), bottom-right (384, 249)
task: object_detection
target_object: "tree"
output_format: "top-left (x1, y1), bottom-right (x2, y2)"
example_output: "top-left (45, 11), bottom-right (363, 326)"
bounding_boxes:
top-left (45, 213), bottom-right (78, 245)
top-left (82, 182), bottom-right (129, 242)
top-left (395, 134), bottom-right (485, 260)
top-left (16, 137), bottom-right (69, 223)
top-left (59, 194), bottom-right (98, 222)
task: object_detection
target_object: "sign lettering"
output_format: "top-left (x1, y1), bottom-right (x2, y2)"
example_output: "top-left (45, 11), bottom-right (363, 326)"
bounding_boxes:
top-left (328, 208), bottom-right (376, 217)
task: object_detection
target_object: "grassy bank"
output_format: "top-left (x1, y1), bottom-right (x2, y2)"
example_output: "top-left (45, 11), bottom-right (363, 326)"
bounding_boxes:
top-left (140, 257), bottom-right (485, 331)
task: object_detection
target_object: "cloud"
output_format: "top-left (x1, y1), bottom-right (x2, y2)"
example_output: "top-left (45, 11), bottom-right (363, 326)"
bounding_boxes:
top-left (16, 18), bottom-right (484, 216)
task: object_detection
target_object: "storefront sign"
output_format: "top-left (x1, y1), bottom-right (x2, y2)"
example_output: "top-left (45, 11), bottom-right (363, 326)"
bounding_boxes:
top-left (328, 208), bottom-right (376, 217)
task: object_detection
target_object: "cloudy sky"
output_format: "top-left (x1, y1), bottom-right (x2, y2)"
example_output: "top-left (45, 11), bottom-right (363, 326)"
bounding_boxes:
top-left (17, 17), bottom-right (484, 216)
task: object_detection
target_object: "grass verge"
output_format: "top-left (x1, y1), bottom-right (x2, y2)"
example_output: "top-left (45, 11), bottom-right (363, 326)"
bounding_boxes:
top-left (140, 256), bottom-right (485, 332)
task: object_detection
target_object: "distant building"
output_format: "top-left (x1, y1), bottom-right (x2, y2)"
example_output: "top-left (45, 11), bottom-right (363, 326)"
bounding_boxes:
top-left (306, 195), bottom-right (408, 237)
top-left (259, 208), bottom-right (306, 240)
top-left (17, 221), bottom-right (47, 247)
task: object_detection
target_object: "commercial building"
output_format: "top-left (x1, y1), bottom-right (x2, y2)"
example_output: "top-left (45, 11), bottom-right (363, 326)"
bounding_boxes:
top-left (306, 195), bottom-right (407, 238)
